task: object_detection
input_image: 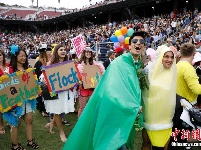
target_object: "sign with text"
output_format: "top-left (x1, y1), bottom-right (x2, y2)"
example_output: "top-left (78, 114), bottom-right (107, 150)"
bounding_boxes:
top-left (71, 35), bottom-right (86, 58)
top-left (42, 61), bottom-right (79, 93)
top-left (82, 65), bottom-right (101, 89)
top-left (0, 70), bottom-right (40, 112)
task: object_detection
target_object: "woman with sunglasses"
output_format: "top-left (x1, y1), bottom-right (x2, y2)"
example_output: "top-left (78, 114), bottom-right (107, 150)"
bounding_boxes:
top-left (77, 48), bottom-right (105, 117)
top-left (0, 50), bottom-right (9, 135)
top-left (142, 45), bottom-right (176, 150)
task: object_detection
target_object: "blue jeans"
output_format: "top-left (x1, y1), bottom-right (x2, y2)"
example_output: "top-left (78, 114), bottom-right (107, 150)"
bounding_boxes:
top-left (118, 144), bottom-right (126, 150)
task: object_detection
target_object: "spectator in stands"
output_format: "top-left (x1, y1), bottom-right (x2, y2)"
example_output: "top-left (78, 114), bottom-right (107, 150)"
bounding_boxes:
top-left (195, 40), bottom-right (201, 51)
top-left (103, 50), bottom-right (115, 69)
top-left (166, 38), bottom-right (173, 47)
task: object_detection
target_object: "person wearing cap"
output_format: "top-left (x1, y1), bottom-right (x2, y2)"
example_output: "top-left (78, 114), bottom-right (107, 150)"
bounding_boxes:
top-left (63, 31), bottom-right (148, 150)
top-left (34, 43), bottom-right (49, 117)
top-left (103, 50), bottom-right (115, 70)
top-left (195, 39), bottom-right (201, 52)
top-left (46, 45), bottom-right (53, 60)
top-left (35, 44), bottom-right (52, 62)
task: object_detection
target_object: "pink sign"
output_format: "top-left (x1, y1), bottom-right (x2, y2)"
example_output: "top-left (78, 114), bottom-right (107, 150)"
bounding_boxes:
top-left (71, 35), bottom-right (86, 58)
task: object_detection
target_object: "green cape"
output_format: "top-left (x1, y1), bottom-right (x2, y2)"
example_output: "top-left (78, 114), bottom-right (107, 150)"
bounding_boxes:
top-left (63, 53), bottom-right (141, 150)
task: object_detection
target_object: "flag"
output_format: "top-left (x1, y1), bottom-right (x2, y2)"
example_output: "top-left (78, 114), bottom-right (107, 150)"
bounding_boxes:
top-left (63, 53), bottom-right (141, 150)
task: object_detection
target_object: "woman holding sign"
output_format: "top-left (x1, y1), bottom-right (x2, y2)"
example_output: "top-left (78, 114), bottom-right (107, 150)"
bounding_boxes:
top-left (3, 46), bottom-right (39, 150)
top-left (44, 44), bottom-right (75, 142)
top-left (0, 50), bottom-right (8, 134)
top-left (77, 48), bottom-right (105, 117)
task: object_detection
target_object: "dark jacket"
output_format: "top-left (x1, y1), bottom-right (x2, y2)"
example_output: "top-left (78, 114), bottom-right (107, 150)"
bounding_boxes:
top-left (103, 59), bottom-right (111, 70)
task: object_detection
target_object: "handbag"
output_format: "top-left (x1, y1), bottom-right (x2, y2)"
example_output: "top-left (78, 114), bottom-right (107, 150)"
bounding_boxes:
top-left (181, 98), bottom-right (201, 129)
top-left (40, 82), bottom-right (58, 100)
top-left (188, 107), bottom-right (201, 129)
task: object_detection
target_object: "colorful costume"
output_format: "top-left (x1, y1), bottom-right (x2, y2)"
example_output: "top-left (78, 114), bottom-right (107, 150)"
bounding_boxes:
top-left (142, 45), bottom-right (176, 147)
top-left (63, 53), bottom-right (141, 150)
top-left (2, 67), bottom-right (37, 126)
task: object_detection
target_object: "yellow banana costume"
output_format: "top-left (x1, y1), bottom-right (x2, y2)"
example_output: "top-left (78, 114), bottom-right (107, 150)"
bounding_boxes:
top-left (142, 45), bottom-right (176, 147)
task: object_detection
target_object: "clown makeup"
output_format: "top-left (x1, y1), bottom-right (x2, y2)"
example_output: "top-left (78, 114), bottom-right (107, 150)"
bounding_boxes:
top-left (162, 51), bottom-right (174, 69)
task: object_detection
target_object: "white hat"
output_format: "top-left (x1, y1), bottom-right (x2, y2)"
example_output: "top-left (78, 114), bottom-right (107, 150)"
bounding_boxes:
top-left (193, 52), bottom-right (201, 63)
top-left (39, 43), bottom-right (47, 49)
top-left (70, 49), bottom-right (76, 54)
top-left (85, 47), bottom-right (93, 51)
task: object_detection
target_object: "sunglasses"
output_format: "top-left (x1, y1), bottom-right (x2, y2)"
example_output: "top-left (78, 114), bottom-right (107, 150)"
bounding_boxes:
top-left (131, 39), bottom-right (145, 44)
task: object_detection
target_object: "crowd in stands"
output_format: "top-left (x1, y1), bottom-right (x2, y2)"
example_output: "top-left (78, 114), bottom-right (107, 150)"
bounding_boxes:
top-left (0, 0), bottom-right (124, 21)
top-left (63, 0), bottom-right (125, 14)
top-left (0, 8), bottom-right (200, 61)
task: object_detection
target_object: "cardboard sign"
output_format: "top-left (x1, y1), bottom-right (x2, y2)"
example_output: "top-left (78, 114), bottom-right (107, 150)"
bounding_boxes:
top-left (42, 61), bottom-right (79, 93)
top-left (71, 35), bottom-right (86, 58)
top-left (82, 65), bottom-right (101, 89)
top-left (0, 69), bottom-right (40, 112)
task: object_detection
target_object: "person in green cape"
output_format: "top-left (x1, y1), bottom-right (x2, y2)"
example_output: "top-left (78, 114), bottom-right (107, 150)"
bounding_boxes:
top-left (63, 31), bottom-right (148, 150)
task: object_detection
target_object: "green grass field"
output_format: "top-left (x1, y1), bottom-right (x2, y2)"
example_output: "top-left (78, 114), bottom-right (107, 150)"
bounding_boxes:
top-left (0, 111), bottom-right (200, 150)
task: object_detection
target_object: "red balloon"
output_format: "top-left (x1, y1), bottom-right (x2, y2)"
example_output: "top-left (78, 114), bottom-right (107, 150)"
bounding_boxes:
top-left (124, 44), bottom-right (129, 50)
top-left (115, 47), bottom-right (123, 53)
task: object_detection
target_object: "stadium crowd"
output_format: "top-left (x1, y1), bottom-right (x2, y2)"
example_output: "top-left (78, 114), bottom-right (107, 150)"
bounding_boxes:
top-left (0, 9), bottom-right (200, 60)
top-left (0, 0), bottom-right (125, 21)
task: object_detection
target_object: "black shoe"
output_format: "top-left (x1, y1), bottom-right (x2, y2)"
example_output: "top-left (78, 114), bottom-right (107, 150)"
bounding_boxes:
top-left (62, 120), bottom-right (70, 126)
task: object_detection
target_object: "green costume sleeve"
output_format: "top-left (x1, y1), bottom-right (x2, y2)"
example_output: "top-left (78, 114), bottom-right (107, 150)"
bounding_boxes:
top-left (63, 53), bottom-right (141, 150)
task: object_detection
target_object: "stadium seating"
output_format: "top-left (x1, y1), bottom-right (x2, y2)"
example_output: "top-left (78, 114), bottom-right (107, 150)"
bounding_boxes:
top-left (37, 11), bottom-right (62, 18)
top-left (0, 8), bottom-right (6, 13)
top-left (1, 9), bottom-right (37, 19)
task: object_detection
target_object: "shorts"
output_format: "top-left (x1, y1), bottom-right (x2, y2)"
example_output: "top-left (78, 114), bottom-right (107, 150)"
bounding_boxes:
top-left (21, 102), bottom-right (33, 116)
